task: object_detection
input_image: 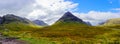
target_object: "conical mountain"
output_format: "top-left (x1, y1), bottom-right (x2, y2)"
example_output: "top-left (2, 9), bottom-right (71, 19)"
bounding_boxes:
top-left (55, 12), bottom-right (88, 25)
top-left (33, 20), bottom-right (48, 26)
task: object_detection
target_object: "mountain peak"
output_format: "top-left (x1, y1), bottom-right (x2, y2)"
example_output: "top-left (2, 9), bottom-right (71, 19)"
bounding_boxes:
top-left (55, 11), bottom-right (88, 25)
top-left (57, 12), bottom-right (84, 22)
top-left (62, 11), bottom-right (76, 18)
top-left (64, 11), bottom-right (72, 15)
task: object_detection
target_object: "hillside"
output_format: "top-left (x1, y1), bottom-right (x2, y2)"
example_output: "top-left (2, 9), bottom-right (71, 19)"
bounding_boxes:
top-left (0, 14), bottom-right (42, 44)
top-left (102, 18), bottom-right (120, 25)
top-left (28, 19), bottom-right (120, 44)
top-left (1, 14), bottom-right (33, 24)
top-left (0, 13), bottom-right (120, 44)
top-left (99, 18), bottom-right (120, 29)
top-left (0, 14), bottom-right (41, 30)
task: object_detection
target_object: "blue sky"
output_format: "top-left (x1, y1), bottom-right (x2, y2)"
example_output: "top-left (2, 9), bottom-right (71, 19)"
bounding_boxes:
top-left (71, 0), bottom-right (120, 13)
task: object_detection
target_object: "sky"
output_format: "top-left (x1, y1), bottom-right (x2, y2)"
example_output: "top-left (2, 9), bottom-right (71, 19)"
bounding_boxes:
top-left (0, 0), bottom-right (120, 25)
top-left (71, 0), bottom-right (120, 13)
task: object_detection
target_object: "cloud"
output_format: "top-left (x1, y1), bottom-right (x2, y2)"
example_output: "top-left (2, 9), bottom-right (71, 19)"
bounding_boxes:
top-left (27, 0), bottom-right (78, 24)
top-left (0, 0), bottom-right (35, 16)
top-left (73, 11), bottom-right (120, 25)
top-left (0, 0), bottom-right (119, 26)
top-left (0, 0), bottom-right (78, 25)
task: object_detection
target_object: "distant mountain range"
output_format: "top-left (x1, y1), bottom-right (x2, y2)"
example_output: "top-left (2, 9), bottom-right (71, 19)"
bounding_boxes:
top-left (0, 12), bottom-right (92, 26)
top-left (0, 14), bottom-right (48, 26)
top-left (1, 12), bottom-right (120, 26)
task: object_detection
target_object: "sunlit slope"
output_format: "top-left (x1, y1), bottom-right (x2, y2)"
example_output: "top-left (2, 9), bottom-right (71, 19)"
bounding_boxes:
top-left (0, 22), bottom-right (41, 31)
top-left (101, 18), bottom-right (120, 29)
top-left (22, 21), bottom-right (120, 44)
top-left (103, 18), bottom-right (120, 26)
top-left (35, 22), bottom-right (111, 39)
top-left (1, 21), bottom-right (120, 44)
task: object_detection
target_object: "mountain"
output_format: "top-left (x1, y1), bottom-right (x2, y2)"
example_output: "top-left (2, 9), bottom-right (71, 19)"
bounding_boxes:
top-left (1, 14), bottom-right (33, 24)
top-left (102, 18), bottom-right (120, 26)
top-left (33, 12), bottom-right (114, 44)
top-left (0, 14), bottom-right (41, 30)
top-left (85, 21), bottom-right (92, 26)
top-left (0, 17), bottom-right (3, 24)
top-left (33, 20), bottom-right (48, 26)
top-left (55, 12), bottom-right (89, 25)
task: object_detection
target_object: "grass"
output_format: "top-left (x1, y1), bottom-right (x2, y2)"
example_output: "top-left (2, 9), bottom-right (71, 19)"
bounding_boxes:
top-left (0, 22), bottom-right (41, 31)
top-left (0, 22), bottom-right (120, 44)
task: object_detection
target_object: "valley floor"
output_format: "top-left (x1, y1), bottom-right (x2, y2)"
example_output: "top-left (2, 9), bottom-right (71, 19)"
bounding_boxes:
top-left (0, 25), bottom-right (120, 44)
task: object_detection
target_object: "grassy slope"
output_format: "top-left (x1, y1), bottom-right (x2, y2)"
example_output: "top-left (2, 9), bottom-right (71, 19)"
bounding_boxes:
top-left (100, 18), bottom-right (120, 29)
top-left (33, 22), bottom-right (120, 44)
top-left (0, 22), bottom-right (41, 31)
top-left (0, 22), bottom-right (120, 44)
top-left (103, 18), bottom-right (120, 26)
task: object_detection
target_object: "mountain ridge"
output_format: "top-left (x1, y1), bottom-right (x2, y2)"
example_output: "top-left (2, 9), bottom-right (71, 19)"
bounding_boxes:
top-left (0, 14), bottom-right (32, 24)
top-left (55, 11), bottom-right (89, 25)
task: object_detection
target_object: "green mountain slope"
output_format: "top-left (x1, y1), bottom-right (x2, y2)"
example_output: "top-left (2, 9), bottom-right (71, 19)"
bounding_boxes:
top-left (100, 18), bottom-right (120, 29)
top-left (2, 21), bottom-right (120, 44)
top-left (0, 14), bottom-right (42, 30)
top-left (30, 21), bottom-right (120, 44)
top-left (102, 18), bottom-right (120, 26)
top-left (0, 22), bottom-right (41, 31)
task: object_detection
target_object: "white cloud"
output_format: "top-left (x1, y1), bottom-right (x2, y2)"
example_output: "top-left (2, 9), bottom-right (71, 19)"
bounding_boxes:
top-left (0, 0), bottom-right (35, 16)
top-left (27, 0), bottom-right (78, 24)
top-left (73, 11), bottom-right (120, 25)
top-left (0, 0), bottom-right (78, 25)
